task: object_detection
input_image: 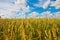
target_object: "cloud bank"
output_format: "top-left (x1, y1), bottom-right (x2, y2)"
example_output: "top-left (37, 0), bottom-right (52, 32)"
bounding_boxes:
top-left (50, 0), bottom-right (60, 9)
top-left (0, 0), bottom-right (30, 18)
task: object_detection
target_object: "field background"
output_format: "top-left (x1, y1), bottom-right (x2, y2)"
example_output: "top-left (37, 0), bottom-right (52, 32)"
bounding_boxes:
top-left (0, 18), bottom-right (60, 40)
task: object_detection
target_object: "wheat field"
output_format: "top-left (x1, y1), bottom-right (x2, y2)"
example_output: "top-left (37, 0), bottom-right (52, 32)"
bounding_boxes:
top-left (0, 18), bottom-right (60, 40)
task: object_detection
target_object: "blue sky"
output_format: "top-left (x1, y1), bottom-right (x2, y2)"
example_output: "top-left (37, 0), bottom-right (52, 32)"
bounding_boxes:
top-left (0, 0), bottom-right (60, 18)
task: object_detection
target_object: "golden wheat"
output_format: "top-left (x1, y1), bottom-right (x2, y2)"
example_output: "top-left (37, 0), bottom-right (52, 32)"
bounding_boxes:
top-left (0, 18), bottom-right (60, 40)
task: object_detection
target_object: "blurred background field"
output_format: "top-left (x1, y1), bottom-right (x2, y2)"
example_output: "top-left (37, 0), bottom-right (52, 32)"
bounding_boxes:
top-left (0, 18), bottom-right (60, 40)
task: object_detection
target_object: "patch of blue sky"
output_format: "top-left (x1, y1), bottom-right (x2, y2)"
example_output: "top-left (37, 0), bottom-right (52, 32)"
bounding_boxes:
top-left (27, 0), bottom-right (39, 4)
top-left (45, 5), bottom-right (60, 12)
top-left (51, 0), bottom-right (56, 1)
top-left (27, 0), bottom-right (60, 13)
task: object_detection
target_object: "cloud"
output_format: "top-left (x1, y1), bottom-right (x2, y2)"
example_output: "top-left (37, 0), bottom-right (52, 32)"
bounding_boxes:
top-left (40, 11), bottom-right (53, 18)
top-left (33, 0), bottom-right (60, 9)
top-left (0, 2), bottom-right (16, 18)
top-left (15, 0), bottom-right (26, 4)
top-left (27, 11), bottom-right (60, 18)
top-left (25, 11), bottom-right (60, 18)
top-left (34, 0), bottom-right (50, 9)
top-left (27, 12), bottom-right (39, 18)
top-left (50, 0), bottom-right (60, 9)
top-left (54, 12), bottom-right (60, 18)
top-left (0, 0), bottom-right (30, 18)
top-left (42, 0), bottom-right (50, 9)
top-left (40, 11), bottom-right (60, 18)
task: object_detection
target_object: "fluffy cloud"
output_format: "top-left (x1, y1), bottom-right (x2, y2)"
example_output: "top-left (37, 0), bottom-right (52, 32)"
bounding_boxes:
top-left (34, 0), bottom-right (50, 9)
top-left (40, 11), bottom-right (53, 18)
top-left (28, 12), bottom-right (39, 18)
top-left (40, 11), bottom-right (60, 18)
top-left (16, 0), bottom-right (26, 4)
top-left (50, 0), bottom-right (60, 9)
top-left (42, 0), bottom-right (50, 9)
top-left (54, 12), bottom-right (60, 18)
top-left (33, 0), bottom-right (60, 9)
top-left (0, 0), bottom-right (30, 18)
top-left (27, 11), bottom-right (55, 18)
top-left (25, 11), bottom-right (60, 18)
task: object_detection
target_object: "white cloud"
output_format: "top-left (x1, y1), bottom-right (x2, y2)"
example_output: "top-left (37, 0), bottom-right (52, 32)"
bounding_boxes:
top-left (54, 12), bottom-right (60, 18)
top-left (28, 12), bottom-right (39, 18)
top-left (40, 11), bottom-right (60, 18)
top-left (27, 11), bottom-right (55, 18)
top-left (0, 0), bottom-right (30, 18)
top-left (50, 0), bottom-right (60, 9)
top-left (16, 0), bottom-right (26, 5)
top-left (33, 0), bottom-right (60, 9)
top-left (34, 0), bottom-right (50, 9)
top-left (42, 0), bottom-right (50, 9)
top-left (40, 11), bottom-right (53, 18)
top-left (27, 11), bottom-right (60, 18)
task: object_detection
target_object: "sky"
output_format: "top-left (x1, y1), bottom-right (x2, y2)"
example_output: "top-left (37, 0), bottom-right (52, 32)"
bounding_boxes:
top-left (0, 0), bottom-right (60, 18)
